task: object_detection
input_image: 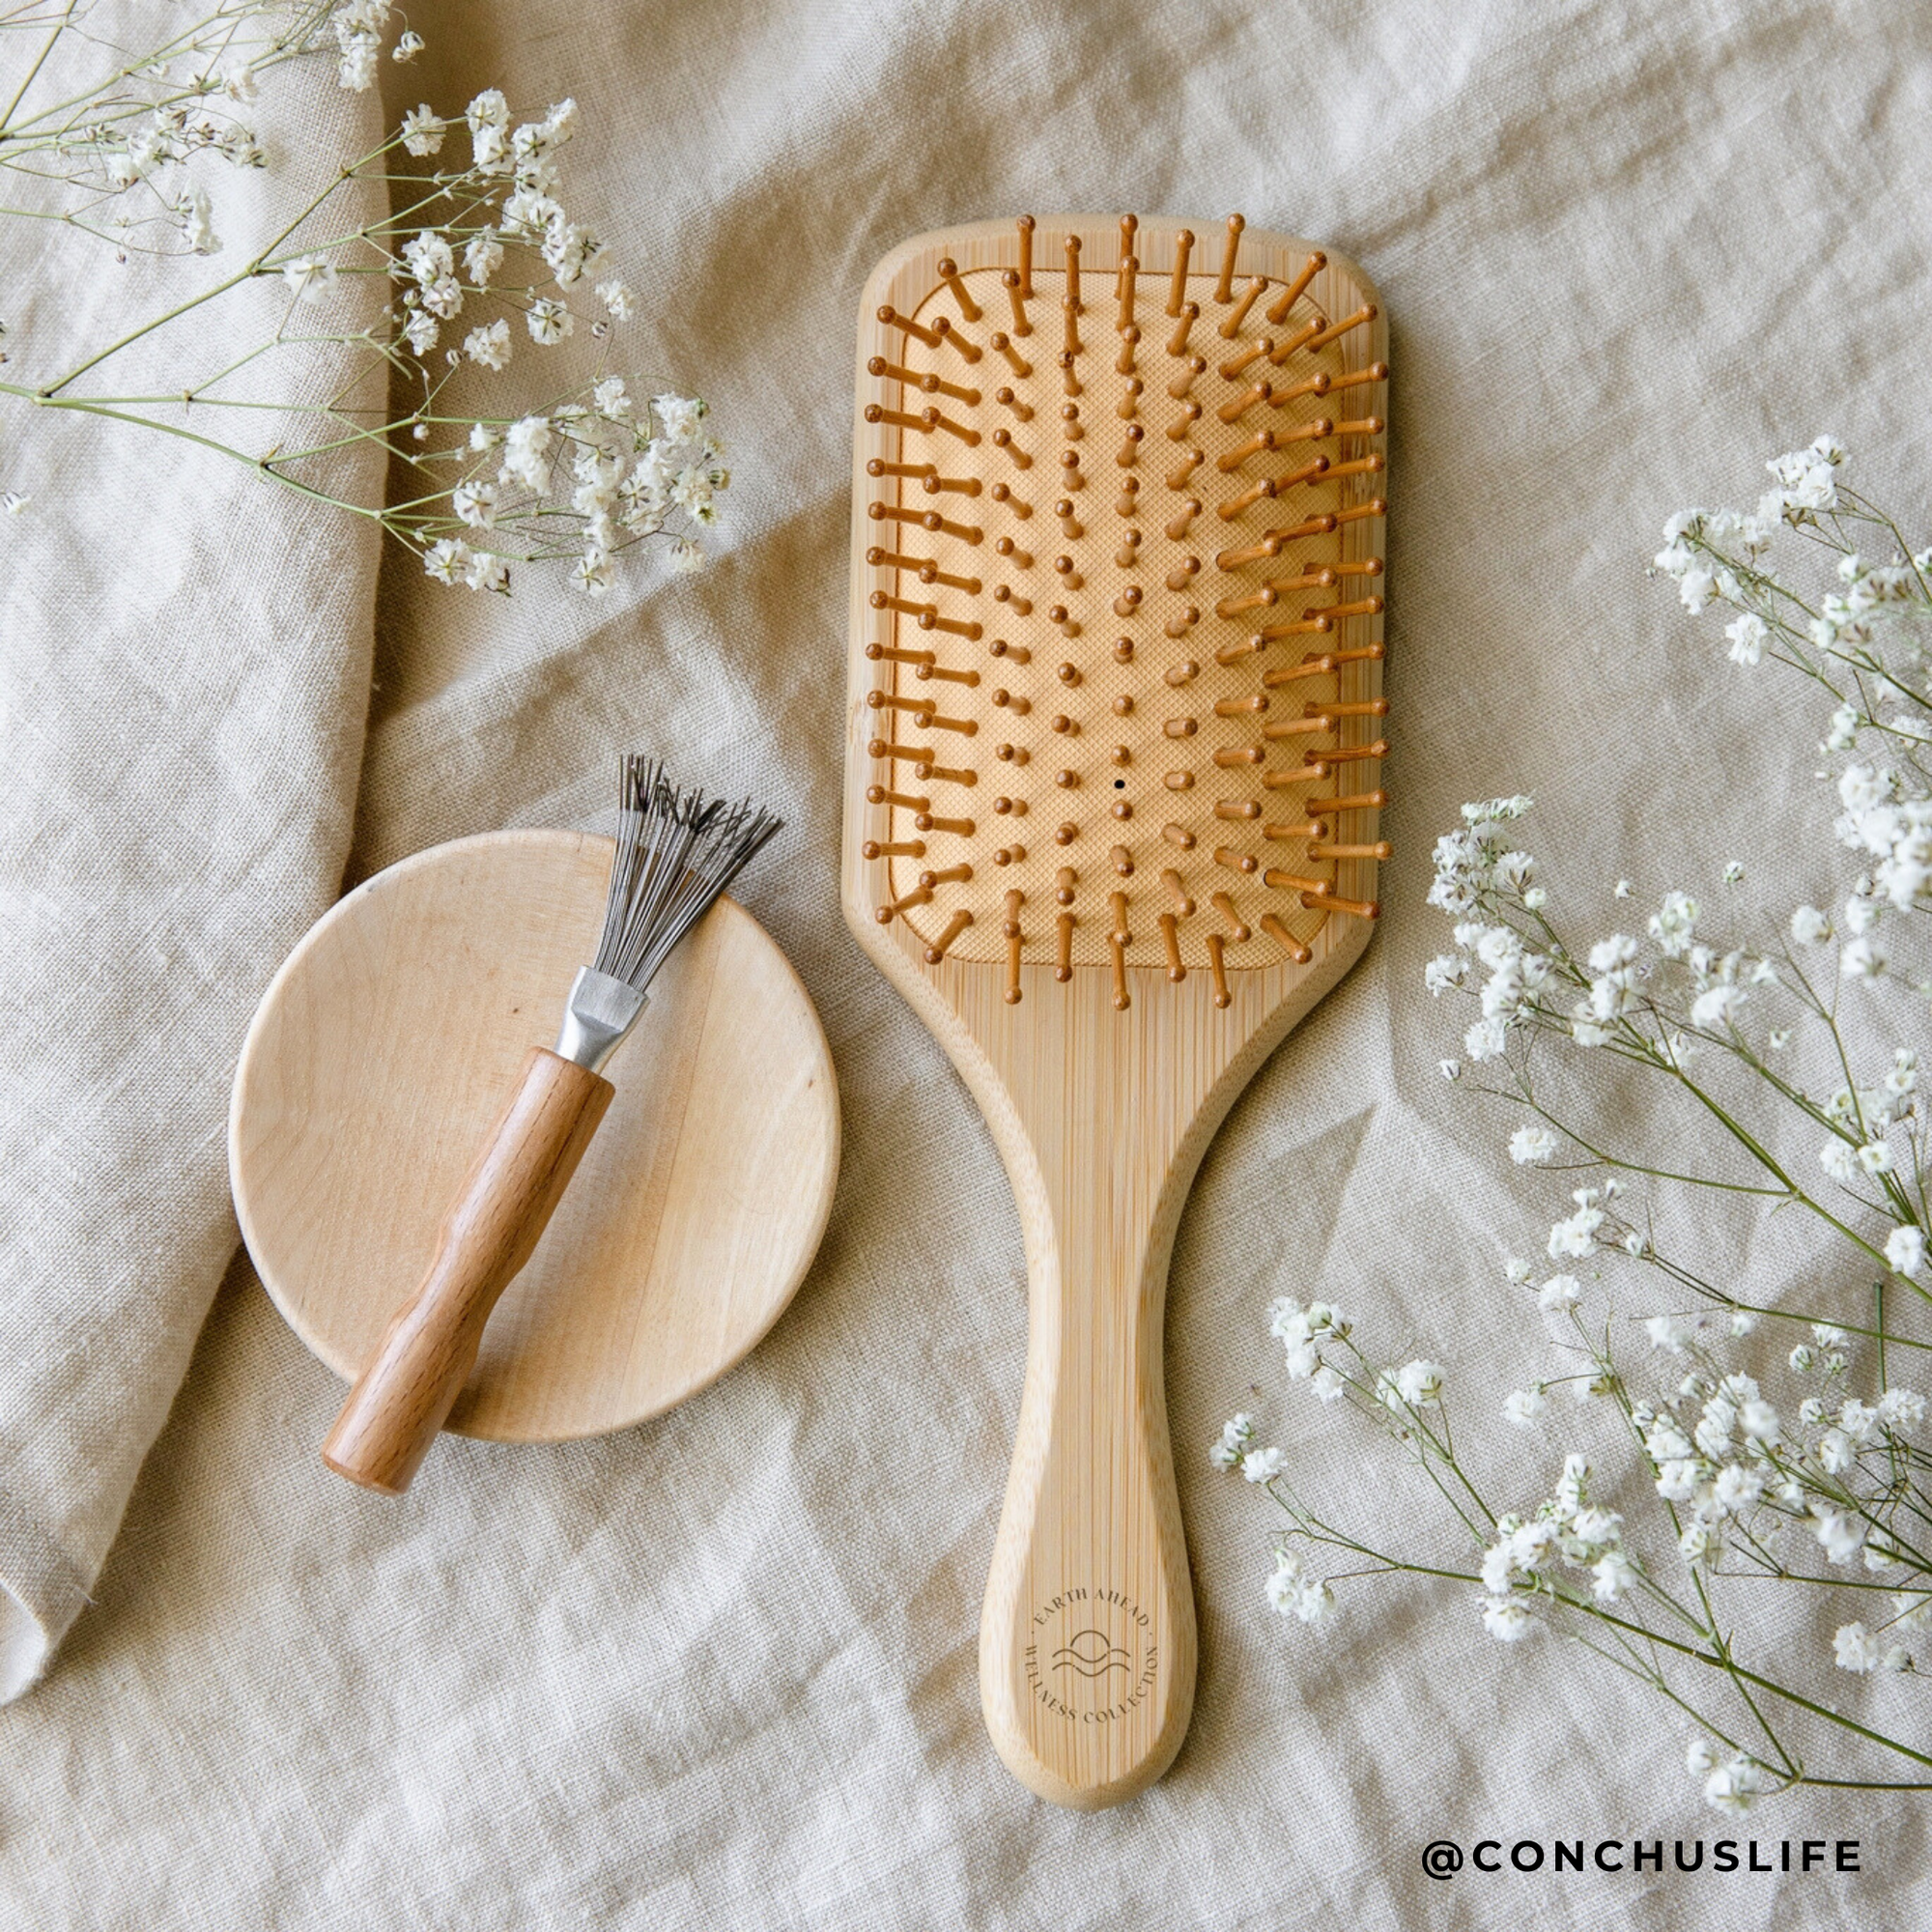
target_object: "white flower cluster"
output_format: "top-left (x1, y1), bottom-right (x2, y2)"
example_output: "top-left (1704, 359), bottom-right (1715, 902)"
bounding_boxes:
top-left (0, 10), bottom-right (728, 601)
top-left (1478, 1454), bottom-right (1639, 1647)
top-left (1652, 438), bottom-right (1843, 615)
top-left (1649, 440), bottom-right (1932, 978)
top-left (1425, 915), bottom-right (1555, 1065)
top-left (1208, 1412), bottom-right (1286, 1486)
top-left (1815, 1047), bottom-right (1919, 1197)
top-left (331, 0), bottom-right (392, 91)
top-left (1634, 1349), bottom-right (1926, 1638)
top-left (1685, 1737), bottom-right (1769, 1817)
top-left (1426, 796), bottom-right (1536, 917)
top-left (1809, 547), bottom-right (1921, 661)
top-left (1210, 1418), bottom-right (1338, 1625)
top-left (1264, 439), bottom-right (1932, 1817)
top-left (1268, 1295), bottom-right (1350, 1398)
top-left (384, 94), bottom-right (623, 366)
top-left (1264, 1548), bottom-right (1336, 1626)
top-left (1835, 764), bottom-right (1932, 941)
top-left (1547, 1180), bottom-right (1615, 1260)
top-left (1377, 1358), bottom-right (1446, 1412)
top-left (427, 384), bottom-right (724, 593)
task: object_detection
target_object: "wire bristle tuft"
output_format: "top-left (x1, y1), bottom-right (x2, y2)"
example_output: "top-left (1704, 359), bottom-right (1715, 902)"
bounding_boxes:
top-left (593, 756), bottom-right (781, 991)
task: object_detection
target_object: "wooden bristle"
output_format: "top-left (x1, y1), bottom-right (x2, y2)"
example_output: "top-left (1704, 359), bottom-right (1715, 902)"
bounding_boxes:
top-left (1209, 891), bottom-right (1249, 940)
top-left (1158, 912), bottom-right (1185, 980)
top-left (937, 256), bottom-right (982, 322)
top-left (1264, 252), bottom-right (1325, 327)
top-left (1306, 306), bottom-right (1377, 352)
top-left (934, 318), bottom-right (981, 365)
top-left (924, 908), bottom-right (974, 962)
top-left (1267, 317), bottom-right (1325, 365)
top-left (879, 304), bottom-right (940, 348)
top-left (1167, 229), bottom-right (1194, 316)
top-left (1002, 270), bottom-right (1032, 338)
top-left (858, 215), bottom-right (1386, 997)
top-left (1205, 930), bottom-right (1232, 1006)
top-left (1219, 276), bottom-right (1267, 340)
top-left (1261, 912), bottom-right (1313, 963)
top-left (1214, 213), bottom-right (1245, 303)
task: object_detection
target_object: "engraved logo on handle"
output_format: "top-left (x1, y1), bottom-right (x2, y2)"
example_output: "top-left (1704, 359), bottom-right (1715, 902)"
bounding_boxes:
top-left (1023, 1586), bottom-right (1158, 1723)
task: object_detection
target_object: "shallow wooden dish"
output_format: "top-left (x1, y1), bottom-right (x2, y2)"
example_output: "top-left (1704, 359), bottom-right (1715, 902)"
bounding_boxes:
top-left (230, 828), bottom-right (839, 1442)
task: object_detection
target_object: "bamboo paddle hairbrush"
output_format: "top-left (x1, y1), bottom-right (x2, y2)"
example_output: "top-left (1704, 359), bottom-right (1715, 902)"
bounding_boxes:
top-left (323, 758), bottom-right (780, 1493)
top-left (841, 215), bottom-right (1388, 1809)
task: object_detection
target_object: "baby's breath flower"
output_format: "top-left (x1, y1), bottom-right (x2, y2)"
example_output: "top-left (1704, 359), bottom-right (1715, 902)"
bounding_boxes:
top-left (1509, 1124), bottom-right (1558, 1165)
top-left (463, 319), bottom-right (510, 371)
top-left (1649, 891), bottom-right (1698, 957)
top-left (463, 230), bottom-right (504, 286)
top-left (1703, 1757), bottom-right (1764, 1817)
top-left (423, 535), bottom-right (470, 583)
top-left (451, 480), bottom-right (497, 528)
top-left (1208, 1414), bottom-right (1254, 1470)
top-left (1265, 1550), bottom-right (1336, 1625)
top-left (1392, 1360), bottom-right (1445, 1408)
top-left (1833, 1623), bottom-right (1883, 1673)
top-left (1724, 613), bottom-right (1768, 666)
top-left (464, 551), bottom-right (507, 594)
top-left (653, 393), bottom-right (708, 441)
top-left (280, 254), bottom-right (336, 298)
top-left (184, 184), bottom-right (219, 254)
top-left (499, 413), bottom-right (553, 491)
top-left (400, 104), bottom-right (446, 155)
top-left (1481, 1595), bottom-right (1534, 1642)
top-left (1547, 1196), bottom-right (1604, 1260)
top-left (526, 298), bottom-right (574, 345)
top-left (1538, 1274), bottom-right (1581, 1314)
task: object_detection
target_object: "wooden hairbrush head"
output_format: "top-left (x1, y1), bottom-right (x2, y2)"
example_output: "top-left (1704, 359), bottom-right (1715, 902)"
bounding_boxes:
top-left (842, 216), bottom-right (1388, 1809)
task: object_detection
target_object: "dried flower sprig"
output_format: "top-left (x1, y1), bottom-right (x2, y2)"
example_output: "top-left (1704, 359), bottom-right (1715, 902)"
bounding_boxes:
top-left (1217, 1303), bottom-right (1932, 1817)
top-left (0, 2), bottom-right (726, 593)
top-left (1222, 442), bottom-right (1932, 1816)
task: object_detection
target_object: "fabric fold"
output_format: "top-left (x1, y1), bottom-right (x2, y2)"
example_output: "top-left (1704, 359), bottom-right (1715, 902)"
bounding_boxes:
top-left (0, 42), bottom-right (388, 1696)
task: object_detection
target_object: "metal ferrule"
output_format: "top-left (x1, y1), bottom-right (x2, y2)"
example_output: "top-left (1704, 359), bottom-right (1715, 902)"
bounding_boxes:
top-left (554, 966), bottom-right (648, 1073)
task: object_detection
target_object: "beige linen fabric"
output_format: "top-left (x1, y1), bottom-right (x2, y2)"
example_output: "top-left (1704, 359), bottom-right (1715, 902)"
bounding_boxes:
top-left (4, 2), bottom-right (1932, 1925)
top-left (0, 32), bottom-right (386, 1696)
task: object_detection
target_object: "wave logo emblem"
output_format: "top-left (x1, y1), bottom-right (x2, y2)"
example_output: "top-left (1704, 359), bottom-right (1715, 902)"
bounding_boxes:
top-left (1050, 1629), bottom-right (1132, 1680)
top-left (1025, 1585), bottom-right (1157, 1723)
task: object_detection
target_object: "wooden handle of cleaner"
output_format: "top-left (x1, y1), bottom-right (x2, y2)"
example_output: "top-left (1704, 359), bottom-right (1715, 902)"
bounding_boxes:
top-left (322, 1047), bottom-right (614, 1493)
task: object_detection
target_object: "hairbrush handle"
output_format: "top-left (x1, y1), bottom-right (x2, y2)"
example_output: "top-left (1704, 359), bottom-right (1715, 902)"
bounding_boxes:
top-left (322, 1047), bottom-right (614, 1493)
top-left (977, 1041), bottom-right (1199, 1811)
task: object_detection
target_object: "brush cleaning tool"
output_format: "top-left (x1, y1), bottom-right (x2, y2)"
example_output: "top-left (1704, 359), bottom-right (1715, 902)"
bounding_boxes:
top-left (323, 758), bottom-right (781, 1494)
top-left (844, 215), bottom-right (1387, 1808)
